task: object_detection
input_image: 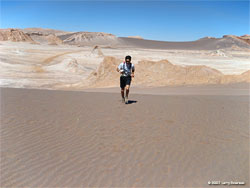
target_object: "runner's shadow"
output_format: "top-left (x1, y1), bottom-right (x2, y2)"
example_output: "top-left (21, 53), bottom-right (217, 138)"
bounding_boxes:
top-left (128, 100), bottom-right (137, 104)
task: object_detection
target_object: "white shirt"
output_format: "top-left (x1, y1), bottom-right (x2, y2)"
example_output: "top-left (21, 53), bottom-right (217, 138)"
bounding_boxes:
top-left (118, 62), bottom-right (135, 77)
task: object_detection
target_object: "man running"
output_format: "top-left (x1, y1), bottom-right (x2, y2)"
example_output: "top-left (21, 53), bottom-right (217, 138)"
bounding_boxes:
top-left (116, 55), bottom-right (135, 104)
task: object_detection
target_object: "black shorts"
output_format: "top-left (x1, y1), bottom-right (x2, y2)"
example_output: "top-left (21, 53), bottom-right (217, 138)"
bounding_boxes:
top-left (120, 75), bottom-right (131, 89)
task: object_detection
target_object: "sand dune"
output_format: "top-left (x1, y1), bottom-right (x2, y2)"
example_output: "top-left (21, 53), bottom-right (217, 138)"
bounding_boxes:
top-left (83, 82), bottom-right (250, 96)
top-left (127, 36), bottom-right (144, 39)
top-left (88, 56), bottom-right (250, 87)
top-left (1, 87), bottom-right (249, 187)
top-left (221, 70), bottom-right (250, 84)
top-left (88, 56), bottom-right (120, 87)
top-left (118, 35), bottom-right (250, 50)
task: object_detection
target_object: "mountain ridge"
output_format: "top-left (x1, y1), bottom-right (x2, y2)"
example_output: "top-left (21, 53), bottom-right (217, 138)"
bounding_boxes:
top-left (0, 28), bottom-right (249, 50)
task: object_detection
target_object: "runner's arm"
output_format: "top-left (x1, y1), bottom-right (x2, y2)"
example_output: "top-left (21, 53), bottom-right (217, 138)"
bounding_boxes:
top-left (117, 64), bottom-right (121, 72)
top-left (131, 65), bottom-right (135, 77)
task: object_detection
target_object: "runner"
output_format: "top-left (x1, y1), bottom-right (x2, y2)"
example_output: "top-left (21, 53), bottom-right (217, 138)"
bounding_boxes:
top-left (116, 55), bottom-right (135, 104)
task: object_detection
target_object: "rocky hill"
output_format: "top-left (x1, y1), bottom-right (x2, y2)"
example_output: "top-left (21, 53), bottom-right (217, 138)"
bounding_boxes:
top-left (0, 29), bottom-right (35, 43)
top-left (1, 28), bottom-right (249, 50)
top-left (59, 32), bottom-right (121, 47)
top-left (88, 56), bottom-right (250, 87)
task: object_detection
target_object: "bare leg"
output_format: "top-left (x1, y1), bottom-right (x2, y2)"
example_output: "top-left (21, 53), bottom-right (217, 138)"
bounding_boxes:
top-left (125, 85), bottom-right (130, 98)
top-left (121, 88), bottom-right (125, 98)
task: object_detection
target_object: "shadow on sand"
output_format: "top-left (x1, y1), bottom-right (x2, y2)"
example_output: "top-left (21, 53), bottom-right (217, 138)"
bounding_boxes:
top-left (127, 100), bottom-right (137, 104)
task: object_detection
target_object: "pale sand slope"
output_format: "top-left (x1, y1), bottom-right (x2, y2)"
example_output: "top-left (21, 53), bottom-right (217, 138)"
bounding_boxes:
top-left (83, 83), bottom-right (250, 96)
top-left (1, 86), bottom-right (249, 187)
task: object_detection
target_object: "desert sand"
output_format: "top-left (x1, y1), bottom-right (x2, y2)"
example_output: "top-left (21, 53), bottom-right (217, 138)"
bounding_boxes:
top-left (0, 28), bottom-right (249, 187)
top-left (1, 86), bottom-right (249, 187)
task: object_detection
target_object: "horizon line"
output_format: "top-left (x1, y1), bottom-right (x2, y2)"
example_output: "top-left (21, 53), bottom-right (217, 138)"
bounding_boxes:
top-left (1, 27), bottom-right (249, 42)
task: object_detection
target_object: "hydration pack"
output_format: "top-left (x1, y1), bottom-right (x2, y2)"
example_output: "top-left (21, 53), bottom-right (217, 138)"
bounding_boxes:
top-left (122, 62), bottom-right (132, 76)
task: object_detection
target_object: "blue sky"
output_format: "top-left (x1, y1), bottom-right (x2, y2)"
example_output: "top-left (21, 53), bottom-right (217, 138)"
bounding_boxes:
top-left (0, 0), bottom-right (249, 41)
